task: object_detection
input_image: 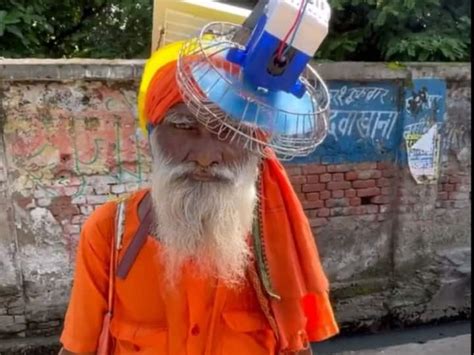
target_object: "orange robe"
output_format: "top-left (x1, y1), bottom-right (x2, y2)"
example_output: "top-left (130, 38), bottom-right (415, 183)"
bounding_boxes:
top-left (60, 190), bottom-right (277, 354)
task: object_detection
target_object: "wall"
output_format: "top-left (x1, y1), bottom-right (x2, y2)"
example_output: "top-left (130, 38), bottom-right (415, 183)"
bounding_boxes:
top-left (0, 60), bottom-right (470, 343)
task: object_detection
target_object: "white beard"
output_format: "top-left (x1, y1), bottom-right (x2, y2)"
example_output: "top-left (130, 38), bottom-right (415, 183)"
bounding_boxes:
top-left (150, 144), bottom-right (259, 289)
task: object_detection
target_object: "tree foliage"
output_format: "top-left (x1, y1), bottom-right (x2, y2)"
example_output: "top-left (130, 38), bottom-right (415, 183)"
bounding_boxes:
top-left (318, 0), bottom-right (471, 62)
top-left (0, 0), bottom-right (470, 61)
top-left (0, 0), bottom-right (152, 58)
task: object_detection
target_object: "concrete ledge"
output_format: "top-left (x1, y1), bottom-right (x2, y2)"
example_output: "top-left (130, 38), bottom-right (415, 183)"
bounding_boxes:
top-left (0, 59), bottom-right (470, 82)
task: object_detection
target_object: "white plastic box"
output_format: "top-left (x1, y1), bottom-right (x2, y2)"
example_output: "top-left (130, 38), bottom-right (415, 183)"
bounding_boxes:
top-left (265, 0), bottom-right (331, 56)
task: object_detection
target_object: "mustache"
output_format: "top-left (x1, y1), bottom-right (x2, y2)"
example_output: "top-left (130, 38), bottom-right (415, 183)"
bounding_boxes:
top-left (164, 161), bottom-right (237, 183)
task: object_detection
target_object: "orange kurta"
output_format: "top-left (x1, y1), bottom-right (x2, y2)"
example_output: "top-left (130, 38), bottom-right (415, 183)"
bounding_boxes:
top-left (60, 190), bottom-right (276, 354)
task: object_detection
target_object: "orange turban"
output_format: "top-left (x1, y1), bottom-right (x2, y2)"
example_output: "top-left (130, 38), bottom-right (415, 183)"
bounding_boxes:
top-left (140, 43), bottom-right (339, 352)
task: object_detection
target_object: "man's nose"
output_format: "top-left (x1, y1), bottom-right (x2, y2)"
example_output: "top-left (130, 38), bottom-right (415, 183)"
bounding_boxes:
top-left (187, 140), bottom-right (223, 168)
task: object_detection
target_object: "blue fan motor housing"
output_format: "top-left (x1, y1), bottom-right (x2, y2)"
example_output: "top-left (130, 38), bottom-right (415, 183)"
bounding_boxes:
top-left (226, 15), bottom-right (312, 98)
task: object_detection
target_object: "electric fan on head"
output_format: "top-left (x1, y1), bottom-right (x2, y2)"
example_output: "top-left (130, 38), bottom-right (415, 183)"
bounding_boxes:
top-left (176, 0), bottom-right (332, 161)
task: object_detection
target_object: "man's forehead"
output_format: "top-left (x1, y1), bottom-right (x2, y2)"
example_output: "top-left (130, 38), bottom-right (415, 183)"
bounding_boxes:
top-left (164, 103), bottom-right (255, 135)
top-left (165, 104), bottom-right (196, 123)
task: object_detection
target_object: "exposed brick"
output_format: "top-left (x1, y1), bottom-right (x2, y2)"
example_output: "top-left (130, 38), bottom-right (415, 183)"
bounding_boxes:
top-left (296, 193), bottom-right (305, 201)
top-left (319, 173), bottom-right (332, 183)
top-left (125, 183), bottom-right (140, 192)
top-left (37, 198), bottom-right (52, 207)
top-left (345, 171), bottom-right (358, 181)
top-left (319, 191), bottom-right (331, 200)
top-left (302, 184), bottom-right (326, 193)
top-left (307, 175), bottom-right (319, 183)
top-left (382, 169), bottom-right (396, 178)
top-left (71, 195), bottom-right (86, 205)
top-left (50, 196), bottom-right (80, 221)
top-left (64, 224), bottom-right (81, 234)
top-left (326, 198), bottom-right (350, 208)
top-left (33, 189), bottom-right (47, 199)
top-left (345, 189), bottom-right (357, 198)
top-left (71, 215), bottom-right (84, 224)
top-left (290, 176), bottom-right (307, 184)
top-left (80, 205), bottom-right (94, 216)
top-left (357, 187), bottom-right (381, 197)
top-left (353, 180), bottom-right (376, 189)
top-left (332, 190), bottom-right (344, 198)
top-left (371, 196), bottom-right (390, 204)
top-left (377, 178), bottom-right (392, 187)
top-left (381, 187), bottom-right (393, 195)
top-left (15, 196), bottom-right (34, 210)
top-left (94, 184), bottom-right (110, 195)
top-left (305, 210), bottom-right (317, 218)
top-left (317, 208), bottom-right (330, 217)
top-left (380, 205), bottom-right (392, 214)
top-left (444, 184), bottom-right (455, 192)
top-left (306, 193), bottom-right (320, 201)
top-left (449, 176), bottom-right (462, 184)
top-left (439, 176), bottom-right (449, 183)
top-left (285, 166), bottom-right (302, 176)
top-left (302, 165), bottom-right (326, 174)
top-left (76, 186), bottom-right (95, 195)
top-left (332, 173), bottom-right (345, 182)
top-left (377, 162), bottom-right (393, 170)
top-left (437, 191), bottom-right (448, 200)
top-left (85, 175), bottom-right (117, 186)
top-left (448, 192), bottom-right (470, 200)
top-left (64, 187), bottom-right (79, 196)
top-left (86, 195), bottom-right (108, 205)
top-left (292, 184), bottom-right (302, 193)
top-left (327, 181), bottom-right (351, 190)
top-left (350, 197), bottom-right (361, 206)
top-left (303, 200), bottom-right (325, 209)
top-left (310, 218), bottom-right (328, 227)
top-left (354, 162), bottom-right (377, 171)
top-left (327, 164), bottom-right (351, 173)
top-left (111, 184), bottom-right (126, 194)
top-left (357, 170), bottom-right (382, 180)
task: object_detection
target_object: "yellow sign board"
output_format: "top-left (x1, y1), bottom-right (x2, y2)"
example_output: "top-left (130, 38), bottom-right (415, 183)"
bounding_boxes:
top-left (152, 0), bottom-right (250, 51)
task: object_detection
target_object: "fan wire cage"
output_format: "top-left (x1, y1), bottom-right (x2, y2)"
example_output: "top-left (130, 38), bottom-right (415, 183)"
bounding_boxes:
top-left (176, 22), bottom-right (331, 161)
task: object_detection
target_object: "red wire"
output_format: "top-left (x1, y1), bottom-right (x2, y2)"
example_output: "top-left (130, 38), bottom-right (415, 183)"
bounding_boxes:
top-left (276, 0), bottom-right (306, 60)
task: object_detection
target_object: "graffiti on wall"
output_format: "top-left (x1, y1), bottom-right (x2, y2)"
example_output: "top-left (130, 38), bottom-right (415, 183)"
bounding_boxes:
top-left (292, 79), bottom-right (447, 168)
top-left (3, 82), bottom-right (151, 197)
top-left (401, 79), bottom-right (446, 184)
top-left (294, 81), bottom-right (401, 164)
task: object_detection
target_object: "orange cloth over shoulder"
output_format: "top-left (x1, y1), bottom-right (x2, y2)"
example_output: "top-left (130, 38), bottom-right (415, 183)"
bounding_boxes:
top-left (143, 44), bottom-right (339, 352)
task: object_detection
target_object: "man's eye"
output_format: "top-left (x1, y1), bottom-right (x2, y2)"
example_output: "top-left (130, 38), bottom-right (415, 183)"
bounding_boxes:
top-left (174, 123), bottom-right (195, 130)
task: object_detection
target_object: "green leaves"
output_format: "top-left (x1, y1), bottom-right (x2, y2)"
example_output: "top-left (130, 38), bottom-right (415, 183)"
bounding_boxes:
top-left (315, 0), bottom-right (470, 61)
top-left (0, 0), bottom-right (470, 61)
top-left (0, 0), bottom-right (153, 58)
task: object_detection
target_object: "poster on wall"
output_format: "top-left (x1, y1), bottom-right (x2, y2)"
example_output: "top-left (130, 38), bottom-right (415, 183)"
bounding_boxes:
top-left (405, 124), bottom-right (441, 184)
top-left (402, 79), bottom-right (446, 185)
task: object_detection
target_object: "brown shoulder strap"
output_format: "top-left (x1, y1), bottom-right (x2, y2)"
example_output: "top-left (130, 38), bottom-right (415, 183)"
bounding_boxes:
top-left (116, 192), bottom-right (154, 279)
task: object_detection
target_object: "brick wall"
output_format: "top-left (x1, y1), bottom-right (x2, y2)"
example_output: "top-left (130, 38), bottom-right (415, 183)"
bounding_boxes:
top-left (0, 61), bottom-right (470, 342)
top-left (288, 162), bottom-right (396, 228)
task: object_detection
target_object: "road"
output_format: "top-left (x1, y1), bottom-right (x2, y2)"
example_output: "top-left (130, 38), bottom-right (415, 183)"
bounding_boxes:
top-left (311, 321), bottom-right (471, 354)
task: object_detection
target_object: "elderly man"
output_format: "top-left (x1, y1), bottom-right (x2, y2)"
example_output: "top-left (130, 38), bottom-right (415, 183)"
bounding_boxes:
top-left (59, 42), bottom-right (338, 355)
